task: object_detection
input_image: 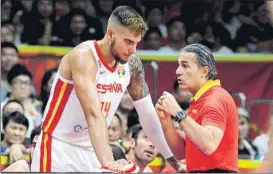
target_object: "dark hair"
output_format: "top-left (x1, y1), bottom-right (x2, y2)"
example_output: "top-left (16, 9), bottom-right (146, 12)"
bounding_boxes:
top-left (144, 26), bottom-right (162, 41)
top-left (166, 16), bottom-right (183, 29)
top-left (30, 126), bottom-right (41, 143)
top-left (1, 20), bottom-right (14, 27)
top-left (3, 111), bottom-right (29, 130)
top-left (1, 42), bottom-right (19, 54)
top-left (130, 124), bottom-right (143, 140)
top-left (2, 99), bottom-right (25, 114)
top-left (114, 112), bottom-right (123, 127)
top-left (144, 4), bottom-right (165, 19)
top-left (127, 108), bottom-right (139, 133)
top-left (181, 44), bottom-right (217, 80)
top-left (7, 63), bottom-right (33, 85)
top-left (173, 79), bottom-right (179, 92)
top-left (110, 144), bottom-right (127, 161)
top-left (40, 68), bottom-right (57, 113)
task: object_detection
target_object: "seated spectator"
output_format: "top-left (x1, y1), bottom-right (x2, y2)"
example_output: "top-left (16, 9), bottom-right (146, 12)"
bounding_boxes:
top-left (109, 113), bottom-right (130, 155)
top-left (1, 100), bottom-right (25, 137)
top-left (39, 68), bottom-right (57, 114)
top-left (253, 105), bottom-right (273, 158)
top-left (1, 42), bottom-right (20, 102)
top-left (1, 21), bottom-right (15, 43)
top-left (51, 8), bottom-right (104, 46)
top-left (21, 0), bottom-right (56, 45)
top-left (1, 112), bottom-right (29, 164)
top-left (159, 16), bottom-right (187, 53)
top-left (2, 126), bottom-right (41, 172)
top-left (143, 26), bottom-right (163, 50)
top-left (144, 3), bottom-right (167, 38)
top-left (1, 64), bottom-right (42, 138)
top-left (127, 124), bottom-right (158, 172)
top-left (238, 107), bottom-right (260, 160)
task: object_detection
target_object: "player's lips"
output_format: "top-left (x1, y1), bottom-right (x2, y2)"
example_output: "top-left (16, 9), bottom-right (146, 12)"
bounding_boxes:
top-left (144, 149), bottom-right (154, 156)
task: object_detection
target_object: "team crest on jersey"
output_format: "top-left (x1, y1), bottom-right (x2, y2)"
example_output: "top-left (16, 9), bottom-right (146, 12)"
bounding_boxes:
top-left (118, 65), bottom-right (125, 78)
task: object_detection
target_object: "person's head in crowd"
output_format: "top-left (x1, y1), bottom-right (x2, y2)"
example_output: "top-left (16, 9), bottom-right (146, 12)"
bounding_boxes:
top-left (176, 44), bottom-right (217, 94)
top-left (145, 4), bottom-right (165, 27)
top-left (108, 113), bottom-right (123, 143)
top-left (92, 0), bottom-right (114, 17)
top-left (172, 79), bottom-right (192, 106)
top-left (253, 2), bottom-right (269, 24)
top-left (1, 0), bottom-right (12, 22)
top-left (1, 42), bottom-right (19, 78)
top-left (31, 0), bottom-right (54, 19)
top-left (2, 100), bottom-right (24, 116)
top-left (119, 91), bottom-right (134, 112)
top-left (54, 0), bottom-right (70, 17)
top-left (40, 68), bottom-right (57, 113)
top-left (110, 143), bottom-right (127, 161)
top-left (1, 21), bottom-right (15, 43)
top-left (187, 32), bottom-right (203, 45)
top-left (143, 26), bottom-right (162, 50)
top-left (2, 111), bottom-right (29, 147)
top-left (70, 0), bottom-right (87, 11)
top-left (69, 8), bottom-right (88, 36)
top-left (30, 126), bottom-right (41, 158)
top-left (127, 124), bottom-right (158, 171)
top-left (166, 16), bottom-right (186, 43)
top-left (7, 63), bottom-right (33, 102)
top-left (238, 107), bottom-right (250, 140)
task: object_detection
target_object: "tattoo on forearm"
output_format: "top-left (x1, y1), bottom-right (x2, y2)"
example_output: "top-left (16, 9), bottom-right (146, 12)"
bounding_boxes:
top-left (127, 53), bottom-right (150, 100)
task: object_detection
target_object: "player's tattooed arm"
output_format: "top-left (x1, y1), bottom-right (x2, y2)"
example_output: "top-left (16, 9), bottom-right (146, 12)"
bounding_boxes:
top-left (127, 53), bottom-right (150, 101)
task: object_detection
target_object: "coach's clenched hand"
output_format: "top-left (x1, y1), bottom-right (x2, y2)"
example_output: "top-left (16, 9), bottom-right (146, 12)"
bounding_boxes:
top-left (157, 91), bottom-right (181, 116)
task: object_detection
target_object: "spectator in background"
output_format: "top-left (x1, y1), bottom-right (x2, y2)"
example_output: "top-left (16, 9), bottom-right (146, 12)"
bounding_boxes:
top-left (39, 68), bottom-right (57, 114)
top-left (238, 107), bottom-right (260, 160)
top-left (143, 27), bottom-right (163, 50)
top-left (109, 113), bottom-right (130, 155)
top-left (1, 112), bottom-right (29, 164)
top-left (127, 124), bottom-right (158, 172)
top-left (2, 126), bottom-right (41, 172)
top-left (1, 100), bottom-right (25, 142)
top-left (159, 16), bottom-right (187, 53)
top-left (1, 0), bottom-right (13, 22)
top-left (51, 8), bottom-right (103, 46)
top-left (21, 0), bottom-right (55, 45)
top-left (253, 105), bottom-right (273, 158)
top-left (1, 21), bottom-right (15, 43)
top-left (92, 0), bottom-right (114, 33)
top-left (1, 64), bottom-right (42, 138)
top-left (54, 0), bottom-right (70, 21)
top-left (1, 42), bottom-right (19, 102)
top-left (144, 3), bottom-right (167, 38)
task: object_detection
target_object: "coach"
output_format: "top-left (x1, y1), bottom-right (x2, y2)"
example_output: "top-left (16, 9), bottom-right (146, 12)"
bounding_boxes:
top-left (156, 44), bottom-right (238, 173)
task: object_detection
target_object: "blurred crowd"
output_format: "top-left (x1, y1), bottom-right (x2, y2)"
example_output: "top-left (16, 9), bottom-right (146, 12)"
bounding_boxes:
top-left (1, 0), bottom-right (273, 172)
top-left (1, 0), bottom-right (273, 53)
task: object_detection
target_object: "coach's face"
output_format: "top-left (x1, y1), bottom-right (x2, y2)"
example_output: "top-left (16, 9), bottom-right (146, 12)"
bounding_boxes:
top-left (176, 52), bottom-right (208, 92)
top-left (108, 26), bottom-right (142, 64)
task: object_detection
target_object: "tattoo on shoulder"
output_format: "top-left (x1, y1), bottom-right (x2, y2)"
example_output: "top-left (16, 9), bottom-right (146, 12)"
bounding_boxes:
top-left (127, 54), bottom-right (150, 100)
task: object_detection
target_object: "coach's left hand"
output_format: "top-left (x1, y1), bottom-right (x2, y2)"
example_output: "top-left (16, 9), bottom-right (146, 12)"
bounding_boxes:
top-left (157, 91), bottom-right (182, 116)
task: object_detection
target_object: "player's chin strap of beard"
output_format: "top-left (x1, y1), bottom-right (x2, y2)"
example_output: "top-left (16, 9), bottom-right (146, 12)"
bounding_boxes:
top-left (182, 44), bottom-right (216, 74)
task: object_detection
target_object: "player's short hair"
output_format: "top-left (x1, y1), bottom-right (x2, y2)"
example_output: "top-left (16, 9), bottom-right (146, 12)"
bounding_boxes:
top-left (1, 42), bottom-right (19, 54)
top-left (30, 126), bottom-right (41, 143)
top-left (130, 124), bottom-right (143, 140)
top-left (109, 6), bottom-right (148, 36)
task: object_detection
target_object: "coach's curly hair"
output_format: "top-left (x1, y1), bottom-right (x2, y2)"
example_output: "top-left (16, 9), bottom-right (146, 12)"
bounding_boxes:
top-left (109, 6), bottom-right (148, 36)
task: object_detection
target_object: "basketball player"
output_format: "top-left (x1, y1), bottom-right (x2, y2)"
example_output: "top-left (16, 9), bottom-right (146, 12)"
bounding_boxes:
top-left (31, 6), bottom-right (178, 172)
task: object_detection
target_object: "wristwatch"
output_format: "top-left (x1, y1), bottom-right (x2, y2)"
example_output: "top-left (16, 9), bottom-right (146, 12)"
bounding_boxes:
top-left (173, 110), bottom-right (187, 123)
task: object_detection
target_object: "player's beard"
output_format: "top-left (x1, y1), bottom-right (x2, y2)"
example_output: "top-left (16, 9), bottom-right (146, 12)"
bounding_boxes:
top-left (110, 38), bottom-right (127, 65)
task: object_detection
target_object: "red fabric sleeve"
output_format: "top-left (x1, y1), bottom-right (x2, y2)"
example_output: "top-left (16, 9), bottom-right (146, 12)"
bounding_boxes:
top-left (201, 102), bottom-right (227, 131)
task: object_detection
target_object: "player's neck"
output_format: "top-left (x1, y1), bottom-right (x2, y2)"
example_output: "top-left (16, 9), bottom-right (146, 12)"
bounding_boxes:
top-left (127, 151), bottom-right (146, 171)
top-left (96, 39), bottom-right (116, 67)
